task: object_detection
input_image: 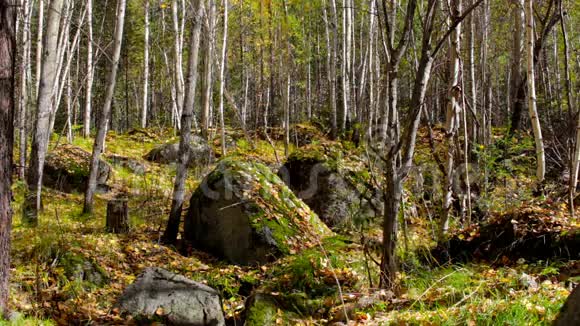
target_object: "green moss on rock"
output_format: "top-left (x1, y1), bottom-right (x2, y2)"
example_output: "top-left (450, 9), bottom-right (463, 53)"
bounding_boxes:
top-left (44, 145), bottom-right (111, 193)
top-left (185, 158), bottom-right (332, 265)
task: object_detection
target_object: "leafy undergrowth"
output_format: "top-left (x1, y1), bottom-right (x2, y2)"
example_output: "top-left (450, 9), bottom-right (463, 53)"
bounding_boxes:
top-left (434, 205), bottom-right (580, 265)
top-left (4, 128), bottom-right (576, 325)
top-left (370, 263), bottom-right (572, 325)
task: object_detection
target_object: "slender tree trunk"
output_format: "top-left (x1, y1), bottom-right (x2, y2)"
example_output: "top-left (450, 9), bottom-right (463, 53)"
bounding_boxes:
top-left (341, 0), bottom-right (350, 131)
top-left (0, 0), bottom-right (15, 315)
top-left (201, 0), bottom-right (216, 139)
top-left (440, 0), bottom-right (462, 238)
top-left (468, 0), bottom-right (477, 144)
top-left (83, 0), bottom-right (127, 214)
top-left (24, 0), bottom-right (65, 225)
top-left (141, 0), bottom-right (149, 128)
top-left (284, 74), bottom-right (290, 156)
top-left (66, 69), bottom-right (72, 143)
top-left (510, 0), bottom-right (524, 134)
top-left (83, 0), bottom-right (93, 137)
top-left (162, 0), bottom-right (204, 244)
top-left (172, 0), bottom-right (185, 120)
top-left (52, 4), bottom-right (85, 133)
top-left (218, 0), bottom-right (228, 156)
top-left (329, 0), bottom-right (339, 138)
top-left (34, 0), bottom-right (43, 97)
top-left (18, 0), bottom-right (30, 180)
top-left (524, 0), bottom-right (545, 183)
top-left (322, 0), bottom-right (336, 138)
top-left (47, 0), bottom-right (71, 133)
top-left (564, 1), bottom-right (578, 215)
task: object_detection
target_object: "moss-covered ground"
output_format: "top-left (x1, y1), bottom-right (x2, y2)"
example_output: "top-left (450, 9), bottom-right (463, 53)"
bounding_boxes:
top-left (4, 126), bottom-right (576, 325)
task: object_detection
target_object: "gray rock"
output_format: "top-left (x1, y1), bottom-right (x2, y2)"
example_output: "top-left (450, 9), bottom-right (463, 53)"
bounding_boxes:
top-left (117, 267), bottom-right (225, 326)
top-left (107, 154), bottom-right (148, 175)
top-left (279, 148), bottom-right (382, 230)
top-left (554, 285), bottom-right (580, 326)
top-left (144, 136), bottom-right (212, 166)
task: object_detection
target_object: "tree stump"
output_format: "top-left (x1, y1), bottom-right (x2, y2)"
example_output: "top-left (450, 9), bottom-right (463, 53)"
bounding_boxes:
top-left (106, 198), bottom-right (129, 233)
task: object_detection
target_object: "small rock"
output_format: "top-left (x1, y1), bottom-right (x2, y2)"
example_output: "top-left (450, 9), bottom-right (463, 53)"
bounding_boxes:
top-left (107, 154), bottom-right (147, 175)
top-left (144, 136), bottom-right (212, 166)
top-left (519, 273), bottom-right (538, 290)
top-left (117, 267), bottom-right (225, 326)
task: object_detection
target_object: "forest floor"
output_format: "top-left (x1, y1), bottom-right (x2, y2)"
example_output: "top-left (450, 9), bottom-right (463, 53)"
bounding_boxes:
top-left (4, 127), bottom-right (578, 325)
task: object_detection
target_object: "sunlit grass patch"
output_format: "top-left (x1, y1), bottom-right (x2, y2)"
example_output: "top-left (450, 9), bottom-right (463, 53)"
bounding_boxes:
top-left (371, 263), bottom-right (569, 325)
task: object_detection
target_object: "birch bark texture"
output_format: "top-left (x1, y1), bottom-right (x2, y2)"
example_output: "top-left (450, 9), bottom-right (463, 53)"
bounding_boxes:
top-left (440, 0), bottom-right (462, 238)
top-left (83, 0), bottom-right (93, 137)
top-left (524, 0), bottom-right (545, 183)
top-left (142, 0), bottom-right (150, 128)
top-left (24, 0), bottom-right (65, 225)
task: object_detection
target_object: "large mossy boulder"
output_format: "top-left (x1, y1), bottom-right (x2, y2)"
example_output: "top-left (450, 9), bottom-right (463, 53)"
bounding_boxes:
top-left (117, 267), bottom-right (225, 326)
top-left (44, 145), bottom-right (111, 193)
top-left (144, 135), bottom-right (212, 166)
top-left (185, 158), bottom-right (332, 265)
top-left (279, 144), bottom-right (381, 229)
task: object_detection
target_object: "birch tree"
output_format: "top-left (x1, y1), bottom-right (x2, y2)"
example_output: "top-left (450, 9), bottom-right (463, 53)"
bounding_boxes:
top-left (34, 0), bottom-right (43, 97)
top-left (218, 0), bottom-right (228, 156)
top-left (18, 0), bottom-right (31, 179)
top-left (0, 0), bottom-right (15, 314)
top-left (510, 0), bottom-right (524, 135)
top-left (377, 0), bottom-right (484, 290)
top-left (201, 0), bottom-right (216, 139)
top-left (142, 0), bottom-right (150, 128)
top-left (440, 0), bottom-right (463, 237)
top-left (172, 0), bottom-right (185, 121)
top-left (83, 0), bottom-right (93, 137)
top-left (524, 0), bottom-right (545, 183)
top-left (24, 0), bottom-right (65, 225)
top-left (83, 0), bottom-right (127, 214)
top-left (163, 0), bottom-right (204, 244)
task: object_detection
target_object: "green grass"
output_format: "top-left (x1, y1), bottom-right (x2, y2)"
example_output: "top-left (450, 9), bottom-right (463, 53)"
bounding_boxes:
top-left (370, 263), bottom-right (569, 325)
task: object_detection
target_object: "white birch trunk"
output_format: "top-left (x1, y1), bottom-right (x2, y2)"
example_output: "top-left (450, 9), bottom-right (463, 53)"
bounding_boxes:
top-left (83, 0), bottom-right (93, 137)
top-left (440, 0), bottom-right (462, 237)
top-left (34, 0), bottom-right (43, 97)
top-left (172, 0), bottom-right (185, 120)
top-left (218, 0), bottom-right (228, 156)
top-left (24, 0), bottom-right (65, 224)
top-left (18, 0), bottom-right (31, 179)
top-left (524, 0), bottom-right (545, 183)
top-left (142, 0), bottom-right (149, 128)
